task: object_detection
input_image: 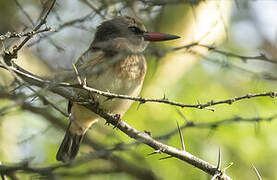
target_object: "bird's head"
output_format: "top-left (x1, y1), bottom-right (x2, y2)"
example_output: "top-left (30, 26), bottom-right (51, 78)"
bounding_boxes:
top-left (92, 16), bottom-right (180, 53)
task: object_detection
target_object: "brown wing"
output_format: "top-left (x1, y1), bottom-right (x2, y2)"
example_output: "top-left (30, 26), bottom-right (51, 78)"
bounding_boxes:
top-left (75, 48), bottom-right (107, 70)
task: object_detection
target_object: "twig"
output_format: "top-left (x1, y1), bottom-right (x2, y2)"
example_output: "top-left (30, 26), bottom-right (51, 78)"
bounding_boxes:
top-left (172, 42), bottom-right (277, 64)
top-left (1, 63), bottom-right (277, 113)
top-left (81, 84), bottom-right (277, 110)
top-left (156, 115), bottom-right (277, 141)
top-left (0, 28), bottom-right (51, 41)
top-left (3, 0), bottom-right (56, 62)
top-left (81, 0), bottom-right (106, 19)
top-left (0, 92), bottom-right (159, 180)
top-left (13, 0), bottom-right (35, 26)
top-left (0, 63), bottom-right (231, 179)
top-left (27, 12), bottom-right (96, 47)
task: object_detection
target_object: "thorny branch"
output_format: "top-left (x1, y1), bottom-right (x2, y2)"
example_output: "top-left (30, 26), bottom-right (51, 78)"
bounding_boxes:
top-left (0, 73), bottom-right (158, 180)
top-left (0, 54), bottom-right (232, 180)
top-left (1, 29), bottom-right (277, 180)
top-left (2, 0), bottom-right (55, 63)
top-left (0, 28), bottom-right (52, 41)
top-left (2, 61), bottom-right (277, 114)
top-left (172, 42), bottom-right (277, 64)
top-left (75, 78), bottom-right (277, 111)
top-left (1, 0), bottom-right (276, 179)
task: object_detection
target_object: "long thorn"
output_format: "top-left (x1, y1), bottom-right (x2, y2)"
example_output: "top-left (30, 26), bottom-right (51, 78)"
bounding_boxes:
top-left (217, 147), bottom-right (221, 170)
top-left (177, 121), bottom-right (185, 151)
top-left (252, 164), bottom-right (262, 180)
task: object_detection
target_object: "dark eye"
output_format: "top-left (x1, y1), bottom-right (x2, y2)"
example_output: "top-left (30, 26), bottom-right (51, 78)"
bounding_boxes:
top-left (128, 26), bottom-right (143, 34)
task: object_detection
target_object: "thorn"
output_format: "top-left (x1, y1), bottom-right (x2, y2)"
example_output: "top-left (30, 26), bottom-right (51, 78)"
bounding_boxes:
top-left (207, 45), bottom-right (215, 50)
top-left (136, 101), bottom-right (144, 110)
top-left (159, 155), bottom-right (173, 160)
top-left (144, 130), bottom-right (151, 136)
top-left (227, 98), bottom-right (235, 105)
top-left (222, 162), bottom-right (233, 172)
top-left (204, 107), bottom-right (215, 112)
top-left (72, 63), bottom-right (82, 85)
top-left (186, 121), bottom-right (195, 127)
top-left (246, 93), bottom-right (252, 98)
top-left (208, 100), bottom-right (214, 105)
top-left (68, 113), bottom-right (72, 119)
top-left (176, 121), bottom-right (185, 151)
top-left (104, 121), bottom-right (111, 126)
top-left (269, 91), bottom-right (277, 98)
top-left (83, 77), bottom-right (87, 86)
top-left (148, 149), bottom-right (162, 156)
top-left (217, 147), bottom-right (221, 170)
top-left (252, 164), bottom-right (262, 180)
top-left (30, 95), bottom-right (39, 102)
top-left (175, 108), bottom-right (188, 122)
top-left (104, 96), bottom-right (114, 102)
top-left (196, 100), bottom-right (202, 109)
top-left (162, 93), bottom-right (168, 100)
top-left (211, 173), bottom-right (220, 180)
top-left (259, 52), bottom-right (266, 58)
top-left (241, 57), bottom-right (247, 63)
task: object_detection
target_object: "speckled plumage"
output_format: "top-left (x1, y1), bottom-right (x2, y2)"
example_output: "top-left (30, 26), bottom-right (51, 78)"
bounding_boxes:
top-left (57, 16), bottom-right (148, 162)
top-left (56, 16), bottom-right (179, 162)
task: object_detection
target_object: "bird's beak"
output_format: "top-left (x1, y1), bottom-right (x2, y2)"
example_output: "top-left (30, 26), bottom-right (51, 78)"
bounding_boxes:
top-left (143, 32), bottom-right (180, 41)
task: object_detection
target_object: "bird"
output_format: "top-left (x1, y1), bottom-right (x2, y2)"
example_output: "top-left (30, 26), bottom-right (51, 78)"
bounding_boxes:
top-left (56, 16), bottom-right (180, 162)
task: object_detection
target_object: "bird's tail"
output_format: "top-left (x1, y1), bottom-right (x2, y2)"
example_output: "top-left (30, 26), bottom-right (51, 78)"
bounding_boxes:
top-left (56, 123), bottom-right (84, 163)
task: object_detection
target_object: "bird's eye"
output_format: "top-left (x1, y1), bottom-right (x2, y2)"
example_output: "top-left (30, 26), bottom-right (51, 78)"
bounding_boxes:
top-left (128, 26), bottom-right (143, 34)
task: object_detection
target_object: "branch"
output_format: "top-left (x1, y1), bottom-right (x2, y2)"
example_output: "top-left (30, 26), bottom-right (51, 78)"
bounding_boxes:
top-left (4, 61), bottom-right (277, 114)
top-left (0, 92), bottom-right (159, 180)
top-left (0, 63), bottom-right (232, 180)
top-left (80, 81), bottom-right (277, 111)
top-left (156, 114), bottom-right (277, 141)
top-left (172, 42), bottom-right (277, 64)
top-left (2, 0), bottom-right (56, 63)
top-left (0, 28), bottom-right (51, 41)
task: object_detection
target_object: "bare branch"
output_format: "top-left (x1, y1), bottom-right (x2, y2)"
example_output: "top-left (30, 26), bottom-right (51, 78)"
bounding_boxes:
top-left (0, 28), bottom-right (51, 41)
top-left (13, 0), bottom-right (35, 26)
top-left (172, 42), bottom-right (277, 64)
top-left (2, 0), bottom-right (56, 62)
top-left (0, 63), bottom-right (232, 179)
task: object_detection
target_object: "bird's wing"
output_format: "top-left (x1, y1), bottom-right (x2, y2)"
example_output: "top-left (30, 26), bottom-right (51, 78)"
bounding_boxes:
top-left (75, 48), bottom-right (106, 70)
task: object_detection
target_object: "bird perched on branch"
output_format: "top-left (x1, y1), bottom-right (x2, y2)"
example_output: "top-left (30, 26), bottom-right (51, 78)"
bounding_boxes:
top-left (56, 16), bottom-right (180, 162)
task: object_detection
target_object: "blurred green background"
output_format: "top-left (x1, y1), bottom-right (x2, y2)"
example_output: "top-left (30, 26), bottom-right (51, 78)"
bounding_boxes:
top-left (1, 0), bottom-right (277, 179)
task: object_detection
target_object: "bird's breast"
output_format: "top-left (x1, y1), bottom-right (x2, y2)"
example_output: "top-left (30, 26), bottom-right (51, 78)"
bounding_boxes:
top-left (114, 54), bottom-right (146, 81)
top-left (85, 54), bottom-right (147, 114)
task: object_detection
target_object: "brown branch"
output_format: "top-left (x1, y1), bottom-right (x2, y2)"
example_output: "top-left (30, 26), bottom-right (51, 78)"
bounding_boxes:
top-left (0, 28), bottom-right (51, 41)
top-left (81, 0), bottom-right (106, 19)
top-left (2, 0), bottom-right (56, 63)
top-left (156, 114), bottom-right (277, 141)
top-left (2, 62), bottom-right (277, 113)
top-left (197, 44), bottom-right (277, 64)
top-left (0, 63), bottom-right (231, 180)
top-left (0, 92), bottom-right (159, 180)
top-left (138, 0), bottom-right (203, 6)
top-left (172, 42), bottom-right (277, 64)
top-left (80, 82), bottom-right (277, 110)
top-left (13, 0), bottom-right (35, 26)
top-left (27, 12), bottom-right (96, 47)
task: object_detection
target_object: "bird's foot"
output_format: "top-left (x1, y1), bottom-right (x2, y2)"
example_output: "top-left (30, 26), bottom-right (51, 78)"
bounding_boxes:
top-left (113, 114), bottom-right (121, 129)
top-left (104, 121), bottom-right (111, 126)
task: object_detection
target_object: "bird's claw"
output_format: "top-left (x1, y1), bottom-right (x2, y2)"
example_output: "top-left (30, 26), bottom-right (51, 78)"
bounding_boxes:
top-left (113, 114), bottom-right (121, 129)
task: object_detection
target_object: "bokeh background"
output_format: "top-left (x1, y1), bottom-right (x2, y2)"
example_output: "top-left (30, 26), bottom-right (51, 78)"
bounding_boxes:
top-left (1, 0), bottom-right (277, 179)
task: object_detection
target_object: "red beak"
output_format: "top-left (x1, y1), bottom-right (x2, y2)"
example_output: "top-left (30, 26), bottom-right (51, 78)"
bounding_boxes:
top-left (143, 32), bottom-right (180, 41)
